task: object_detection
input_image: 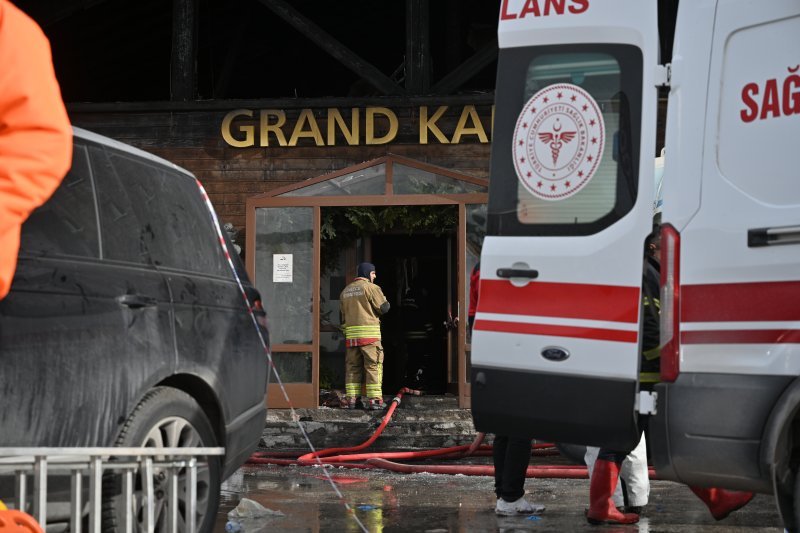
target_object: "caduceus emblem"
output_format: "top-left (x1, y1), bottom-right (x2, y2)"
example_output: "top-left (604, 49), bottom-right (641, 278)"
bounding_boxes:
top-left (537, 119), bottom-right (577, 166)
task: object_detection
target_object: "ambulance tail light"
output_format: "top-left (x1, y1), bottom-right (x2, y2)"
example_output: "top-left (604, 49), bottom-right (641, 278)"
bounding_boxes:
top-left (660, 224), bottom-right (681, 382)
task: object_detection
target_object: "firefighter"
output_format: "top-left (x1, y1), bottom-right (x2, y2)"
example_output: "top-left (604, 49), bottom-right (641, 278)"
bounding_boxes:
top-left (340, 262), bottom-right (390, 410)
top-left (0, 0), bottom-right (72, 300)
top-left (587, 229), bottom-right (754, 525)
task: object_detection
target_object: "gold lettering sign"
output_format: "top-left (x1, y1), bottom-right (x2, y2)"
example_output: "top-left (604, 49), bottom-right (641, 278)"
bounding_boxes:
top-left (221, 109), bottom-right (254, 147)
top-left (365, 107), bottom-right (398, 145)
top-left (220, 106), bottom-right (494, 147)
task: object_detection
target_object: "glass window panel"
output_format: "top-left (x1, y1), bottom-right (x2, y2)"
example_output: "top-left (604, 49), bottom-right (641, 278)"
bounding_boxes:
top-left (465, 203), bottom-right (486, 344)
top-left (19, 146), bottom-right (99, 258)
top-left (393, 164), bottom-right (487, 195)
top-left (281, 164), bottom-right (386, 196)
top-left (320, 245), bottom-right (346, 389)
top-left (90, 146), bottom-right (229, 275)
top-left (271, 352), bottom-right (312, 383)
top-left (517, 52), bottom-right (622, 224)
top-left (108, 151), bottom-right (228, 274)
top-left (487, 44), bottom-right (643, 237)
top-left (89, 145), bottom-right (150, 264)
top-left (255, 207), bottom-right (313, 344)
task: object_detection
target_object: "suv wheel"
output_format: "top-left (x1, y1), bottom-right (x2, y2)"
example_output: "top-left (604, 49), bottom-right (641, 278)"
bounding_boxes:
top-left (102, 387), bottom-right (221, 533)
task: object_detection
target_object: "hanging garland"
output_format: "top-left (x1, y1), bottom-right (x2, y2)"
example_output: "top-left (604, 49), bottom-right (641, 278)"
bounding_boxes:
top-left (320, 205), bottom-right (457, 274)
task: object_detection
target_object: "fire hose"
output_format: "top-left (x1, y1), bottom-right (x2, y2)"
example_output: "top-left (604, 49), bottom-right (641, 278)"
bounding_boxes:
top-left (247, 387), bottom-right (657, 479)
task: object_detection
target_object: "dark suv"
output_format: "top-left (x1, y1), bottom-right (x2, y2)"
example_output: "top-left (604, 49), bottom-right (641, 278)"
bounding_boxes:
top-left (0, 128), bottom-right (269, 531)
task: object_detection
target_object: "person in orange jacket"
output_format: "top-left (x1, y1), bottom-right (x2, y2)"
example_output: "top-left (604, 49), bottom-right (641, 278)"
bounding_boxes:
top-left (0, 0), bottom-right (72, 299)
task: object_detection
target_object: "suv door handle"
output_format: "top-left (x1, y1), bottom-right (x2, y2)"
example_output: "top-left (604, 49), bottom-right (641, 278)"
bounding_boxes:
top-left (497, 268), bottom-right (539, 280)
top-left (116, 294), bottom-right (157, 308)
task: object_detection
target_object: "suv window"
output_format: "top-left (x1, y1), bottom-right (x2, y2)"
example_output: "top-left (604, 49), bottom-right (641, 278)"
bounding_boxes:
top-left (19, 145), bottom-right (99, 258)
top-left (487, 44), bottom-right (643, 236)
top-left (91, 145), bottom-right (229, 276)
top-left (89, 144), bottom-right (153, 264)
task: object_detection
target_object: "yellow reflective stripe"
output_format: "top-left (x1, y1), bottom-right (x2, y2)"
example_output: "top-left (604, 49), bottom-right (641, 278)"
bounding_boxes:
top-left (643, 347), bottom-right (661, 361)
top-left (643, 297), bottom-right (661, 310)
top-left (345, 325), bottom-right (381, 338)
top-left (640, 372), bottom-right (660, 383)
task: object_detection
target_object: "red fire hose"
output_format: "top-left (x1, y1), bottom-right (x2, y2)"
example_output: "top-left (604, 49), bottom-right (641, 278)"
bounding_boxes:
top-left (247, 388), bottom-right (657, 479)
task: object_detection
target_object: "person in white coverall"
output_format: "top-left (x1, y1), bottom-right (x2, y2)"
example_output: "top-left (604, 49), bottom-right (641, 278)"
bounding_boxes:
top-left (585, 434), bottom-right (649, 514)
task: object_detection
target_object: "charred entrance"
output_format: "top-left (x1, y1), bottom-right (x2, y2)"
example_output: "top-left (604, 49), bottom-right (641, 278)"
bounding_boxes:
top-left (373, 233), bottom-right (452, 395)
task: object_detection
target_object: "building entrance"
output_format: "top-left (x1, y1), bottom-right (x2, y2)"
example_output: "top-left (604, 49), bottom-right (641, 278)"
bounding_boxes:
top-left (246, 155), bottom-right (488, 408)
top-left (373, 233), bottom-right (452, 395)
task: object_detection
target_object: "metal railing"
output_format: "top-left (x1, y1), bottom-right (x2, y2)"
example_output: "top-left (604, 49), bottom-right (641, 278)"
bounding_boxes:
top-left (0, 447), bottom-right (225, 533)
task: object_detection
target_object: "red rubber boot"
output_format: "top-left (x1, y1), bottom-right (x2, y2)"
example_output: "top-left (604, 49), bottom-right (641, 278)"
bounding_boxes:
top-left (586, 459), bottom-right (640, 525)
top-left (690, 487), bottom-right (754, 520)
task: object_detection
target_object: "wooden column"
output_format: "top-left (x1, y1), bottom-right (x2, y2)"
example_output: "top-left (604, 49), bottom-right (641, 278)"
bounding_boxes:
top-left (405, 0), bottom-right (430, 94)
top-left (170, 0), bottom-right (197, 101)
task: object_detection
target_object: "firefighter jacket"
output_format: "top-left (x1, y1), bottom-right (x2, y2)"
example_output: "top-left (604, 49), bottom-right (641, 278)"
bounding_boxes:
top-left (640, 255), bottom-right (661, 385)
top-left (340, 277), bottom-right (389, 347)
top-left (0, 0), bottom-right (73, 299)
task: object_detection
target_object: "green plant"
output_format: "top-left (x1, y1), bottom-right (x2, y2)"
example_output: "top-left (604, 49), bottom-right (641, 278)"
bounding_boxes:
top-left (320, 205), bottom-right (457, 274)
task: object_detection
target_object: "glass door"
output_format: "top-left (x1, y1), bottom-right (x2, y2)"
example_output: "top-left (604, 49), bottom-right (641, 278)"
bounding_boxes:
top-left (460, 203), bottom-right (487, 407)
top-left (254, 206), bottom-right (318, 408)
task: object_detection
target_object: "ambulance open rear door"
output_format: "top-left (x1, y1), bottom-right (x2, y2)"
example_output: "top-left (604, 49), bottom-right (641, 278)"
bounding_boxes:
top-left (471, 0), bottom-right (660, 451)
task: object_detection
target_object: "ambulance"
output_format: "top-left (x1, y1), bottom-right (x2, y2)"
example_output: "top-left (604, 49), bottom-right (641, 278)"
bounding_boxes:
top-left (471, 0), bottom-right (800, 528)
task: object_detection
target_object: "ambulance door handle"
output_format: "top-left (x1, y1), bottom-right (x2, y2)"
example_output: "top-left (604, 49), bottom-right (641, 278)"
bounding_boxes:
top-left (748, 224), bottom-right (800, 247)
top-left (497, 268), bottom-right (539, 280)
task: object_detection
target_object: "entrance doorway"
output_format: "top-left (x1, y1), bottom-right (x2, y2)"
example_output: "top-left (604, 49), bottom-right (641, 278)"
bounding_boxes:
top-left (372, 233), bottom-right (452, 395)
top-left (246, 155), bottom-right (488, 408)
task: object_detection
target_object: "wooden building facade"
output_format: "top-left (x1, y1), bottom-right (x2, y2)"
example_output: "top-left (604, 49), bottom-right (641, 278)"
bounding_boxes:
top-left (24, 0), bottom-right (503, 407)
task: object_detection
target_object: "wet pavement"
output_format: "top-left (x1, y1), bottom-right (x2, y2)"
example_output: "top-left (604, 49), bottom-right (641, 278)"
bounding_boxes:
top-left (214, 462), bottom-right (784, 532)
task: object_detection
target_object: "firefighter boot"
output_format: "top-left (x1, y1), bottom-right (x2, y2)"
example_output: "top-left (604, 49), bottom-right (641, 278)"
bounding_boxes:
top-left (586, 460), bottom-right (640, 525)
top-left (367, 397), bottom-right (387, 410)
top-left (690, 487), bottom-right (754, 520)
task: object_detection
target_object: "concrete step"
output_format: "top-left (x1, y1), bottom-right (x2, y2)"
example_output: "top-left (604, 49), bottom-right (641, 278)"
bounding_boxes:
top-left (259, 395), bottom-right (478, 451)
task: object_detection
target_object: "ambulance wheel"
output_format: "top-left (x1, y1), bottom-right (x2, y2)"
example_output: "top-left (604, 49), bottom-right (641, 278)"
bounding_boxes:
top-left (102, 387), bottom-right (221, 533)
top-left (555, 442), bottom-right (587, 465)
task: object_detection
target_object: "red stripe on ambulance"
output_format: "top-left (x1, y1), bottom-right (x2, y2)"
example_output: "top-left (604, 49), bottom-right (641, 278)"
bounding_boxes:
top-left (682, 280), bottom-right (800, 322)
top-left (478, 279), bottom-right (640, 323)
top-left (682, 329), bottom-right (800, 345)
top-left (475, 319), bottom-right (637, 343)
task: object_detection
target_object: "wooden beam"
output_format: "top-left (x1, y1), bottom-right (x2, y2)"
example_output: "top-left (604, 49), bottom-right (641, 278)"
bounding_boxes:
top-left (405, 0), bottom-right (430, 94)
top-left (66, 93), bottom-right (497, 113)
top-left (170, 0), bottom-right (197, 101)
top-left (256, 0), bottom-right (404, 96)
top-left (430, 41), bottom-right (498, 95)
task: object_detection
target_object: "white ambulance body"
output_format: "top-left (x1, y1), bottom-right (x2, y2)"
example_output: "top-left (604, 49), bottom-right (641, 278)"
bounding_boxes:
top-left (471, 0), bottom-right (800, 528)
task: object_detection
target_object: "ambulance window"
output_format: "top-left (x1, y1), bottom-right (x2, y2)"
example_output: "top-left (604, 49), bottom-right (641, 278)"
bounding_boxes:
top-left (487, 44), bottom-right (643, 236)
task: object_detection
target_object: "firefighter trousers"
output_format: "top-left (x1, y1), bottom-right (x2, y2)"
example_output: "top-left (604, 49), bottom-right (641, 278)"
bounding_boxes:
top-left (345, 341), bottom-right (384, 399)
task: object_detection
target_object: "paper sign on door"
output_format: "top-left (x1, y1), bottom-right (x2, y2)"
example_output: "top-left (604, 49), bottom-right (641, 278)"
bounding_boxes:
top-left (273, 254), bottom-right (293, 283)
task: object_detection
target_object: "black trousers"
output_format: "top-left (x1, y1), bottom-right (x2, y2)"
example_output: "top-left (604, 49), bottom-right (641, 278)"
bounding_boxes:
top-left (493, 435), bottom-right (532, 501)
